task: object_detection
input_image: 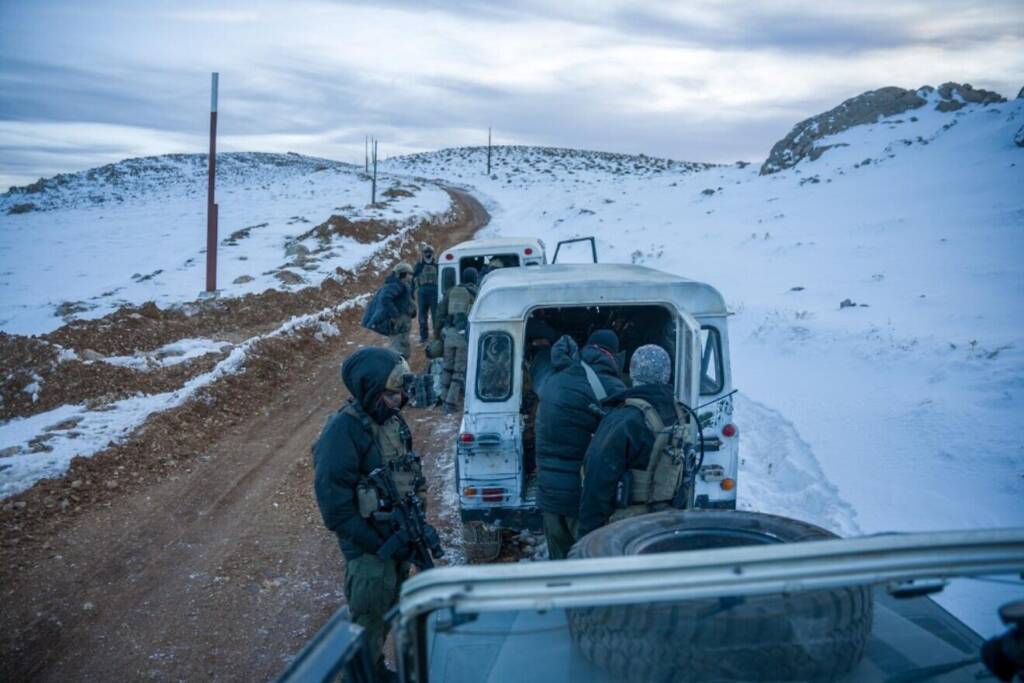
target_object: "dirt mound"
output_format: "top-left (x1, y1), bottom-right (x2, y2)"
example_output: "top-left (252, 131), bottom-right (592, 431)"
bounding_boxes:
top-left (298, 214), bottom-right (393, 244)
top-left (761, 82), bottom-right (1007, 174)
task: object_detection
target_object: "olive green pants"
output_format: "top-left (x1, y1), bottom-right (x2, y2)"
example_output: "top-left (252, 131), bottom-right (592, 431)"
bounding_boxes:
top-left (344, 553), bottom-right (409, 673)
top-left (441, 327), bottom-right (468, 407)
top-left (543, 512), bottom-right (579, 560)
top-left (388, 316), bottom-right (413, 359)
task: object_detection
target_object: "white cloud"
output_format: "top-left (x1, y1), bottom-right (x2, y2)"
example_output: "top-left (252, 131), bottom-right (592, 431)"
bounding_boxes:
top-left (1, 0), bottom-right (1022, 187)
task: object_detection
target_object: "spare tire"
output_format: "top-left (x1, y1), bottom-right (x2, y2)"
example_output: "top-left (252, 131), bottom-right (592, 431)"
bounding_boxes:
top-left (567, 511), bottom-right (873, 683)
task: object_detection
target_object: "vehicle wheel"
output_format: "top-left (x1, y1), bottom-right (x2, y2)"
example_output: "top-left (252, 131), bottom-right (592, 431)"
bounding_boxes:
top-left (567, 511), bottom-right (873, 683)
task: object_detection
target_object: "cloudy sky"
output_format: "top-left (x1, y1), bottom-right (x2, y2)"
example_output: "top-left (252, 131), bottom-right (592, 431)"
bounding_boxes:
top-left (1, 0), bottom-right (1022, 189)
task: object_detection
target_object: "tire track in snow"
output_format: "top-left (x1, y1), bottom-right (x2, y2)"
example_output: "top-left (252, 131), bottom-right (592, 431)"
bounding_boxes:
top-left (735, 393), bottom-right (861, 537)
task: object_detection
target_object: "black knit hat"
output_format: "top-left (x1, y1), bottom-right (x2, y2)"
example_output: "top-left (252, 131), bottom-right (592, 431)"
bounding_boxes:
top-left (586, 329), bottom-right (619, 354)
top-left (462, 267), bottom-right (479, 284)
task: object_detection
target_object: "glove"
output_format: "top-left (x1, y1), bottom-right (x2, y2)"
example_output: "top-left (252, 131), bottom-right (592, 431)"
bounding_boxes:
top-left (377, 530), bottom-right (412, 561)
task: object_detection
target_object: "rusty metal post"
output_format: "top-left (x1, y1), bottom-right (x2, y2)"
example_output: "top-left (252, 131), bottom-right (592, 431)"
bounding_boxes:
top-left (365, 135), bottom-right (369, 173)
top-left (205, 72), bottom-right (219, 293)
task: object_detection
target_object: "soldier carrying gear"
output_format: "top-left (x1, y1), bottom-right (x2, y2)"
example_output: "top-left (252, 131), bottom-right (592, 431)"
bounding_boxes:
top-left (311, 347), bottom-right (436, 681)
top-left (361, 262), bottom-right (417, 358)
top-left (577, 344), bottom-right (697, 540)
top-left (413, 244), bottom-right (439, 344)
top-left (530, 331), bottom-right (626, 559)
top-left (434, 267), bottom-right (479, 414)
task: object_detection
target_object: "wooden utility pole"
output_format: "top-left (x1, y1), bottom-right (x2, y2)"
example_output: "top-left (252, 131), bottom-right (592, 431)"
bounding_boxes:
top-left (487, 127), bottom-right (492, 175)
top-left (205, 72), bottom-right (219, 293)
top-left (371, 139), bottom-right (378, 204)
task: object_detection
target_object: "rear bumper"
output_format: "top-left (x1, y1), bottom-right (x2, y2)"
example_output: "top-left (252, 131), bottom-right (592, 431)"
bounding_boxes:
top-left (461, 505), bottom-right (543, 532)
top-left (694, 495), bottom-right (737, 510)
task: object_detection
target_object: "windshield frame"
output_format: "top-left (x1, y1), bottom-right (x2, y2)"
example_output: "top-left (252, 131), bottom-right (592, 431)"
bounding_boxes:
top-left (395, 528), bottom-right (1024, 681)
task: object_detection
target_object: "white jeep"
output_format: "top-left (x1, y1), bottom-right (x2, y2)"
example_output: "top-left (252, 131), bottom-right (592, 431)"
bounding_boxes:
top-left (456, 263), bottom-right (738, 551)
top-left (436, 236), bottom-right (547, 298)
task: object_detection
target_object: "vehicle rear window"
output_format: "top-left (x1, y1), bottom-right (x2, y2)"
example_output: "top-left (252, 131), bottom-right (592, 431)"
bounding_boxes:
top-left (477, 332), bottom-right (513, 401)
top-left (700, 326), bottom-right (724, 395)
top-left (441, 266), bottom-right (455, 295)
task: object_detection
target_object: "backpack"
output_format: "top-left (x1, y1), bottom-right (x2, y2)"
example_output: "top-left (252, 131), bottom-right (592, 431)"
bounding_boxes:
top-left (446, 284), bottom-right (475, 332)
top-left (618, 398), bottom-right (693, 508)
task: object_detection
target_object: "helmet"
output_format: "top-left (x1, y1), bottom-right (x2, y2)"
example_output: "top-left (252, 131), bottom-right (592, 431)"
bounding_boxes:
top-left (394, 261), bottom-right (414, 277)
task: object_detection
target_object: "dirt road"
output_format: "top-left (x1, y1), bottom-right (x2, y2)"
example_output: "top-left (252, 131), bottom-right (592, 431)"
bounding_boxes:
top-left (0, 189), bottom-right (488, 682)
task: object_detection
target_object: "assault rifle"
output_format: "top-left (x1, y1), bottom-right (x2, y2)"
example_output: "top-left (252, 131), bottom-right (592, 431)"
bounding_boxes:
top-left (369, 466), bottom-right (445, 570)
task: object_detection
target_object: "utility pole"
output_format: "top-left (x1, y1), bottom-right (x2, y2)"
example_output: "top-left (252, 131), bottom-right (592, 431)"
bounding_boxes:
top-left (205, 72), bottom-right (219, 293)
top-left (364, 135), bottom-right (369, 173)
top-left (487, 127), bottom-right (492, 175)
top-left (371, 139), bottom-right (378, 205)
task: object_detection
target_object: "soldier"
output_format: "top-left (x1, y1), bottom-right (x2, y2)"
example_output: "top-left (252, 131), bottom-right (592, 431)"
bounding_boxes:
top-left (530, 330), bottom-right (625, 559)
top-left (577, 344), bottom-right (691, 540)
top-left (434, 267), bottom-right (479, 414)
top-left (480, 255), bottom-right (505, 280)
top-left (361, 262), bottom-right (417, 358)
top-left (312, 347), bottom-right (427, 681)
top-left (412, 245), bottom-right (439, 344)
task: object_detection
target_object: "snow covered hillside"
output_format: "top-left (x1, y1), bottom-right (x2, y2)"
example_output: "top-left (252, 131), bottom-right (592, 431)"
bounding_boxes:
top-left (0, 152), bottom-right (450, 335)
top-left (384, 88), bottom-right (1024, 634)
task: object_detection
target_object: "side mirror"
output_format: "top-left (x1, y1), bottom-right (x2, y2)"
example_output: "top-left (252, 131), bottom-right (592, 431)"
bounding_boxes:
top-left (275, 606), bottom-right (376, 683)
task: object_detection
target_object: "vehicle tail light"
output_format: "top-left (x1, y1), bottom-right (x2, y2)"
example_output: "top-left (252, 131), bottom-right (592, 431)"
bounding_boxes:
top-left (721, 478), bottom-right (736, 491)
top-left (482, 487), bottom-right (505, 502)
top-left (445, 253), bottom-right (454, 260)
top-left (459, 432), bottom-right (474, 443)
top-left (721, 423), bottom-right (738, 438)
top-left (524, 247), bottom-right (533, 255)
top-left (463, 487), bottom-right (477, 497)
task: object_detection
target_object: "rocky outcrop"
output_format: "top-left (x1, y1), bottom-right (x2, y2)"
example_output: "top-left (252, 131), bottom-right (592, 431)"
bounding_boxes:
top-left (761, 83), bottom-right (1007, 174)
top-left (1015, 125), bottom-right (1024, 148)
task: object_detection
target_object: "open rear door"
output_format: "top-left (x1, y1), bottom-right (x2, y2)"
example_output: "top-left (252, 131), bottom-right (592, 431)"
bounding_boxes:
top-left (676, 308), bottom-right (702, 409)
top-left (551, 237), bottom-right (598, 263)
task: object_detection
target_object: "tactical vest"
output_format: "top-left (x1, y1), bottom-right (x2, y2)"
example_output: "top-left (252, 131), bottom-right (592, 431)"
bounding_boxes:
top-left (342, 402), bottom-right (425, 518)
top-left (417, 261), bottom-right (438, 288)
top-left (446, 284), bottom-right (475, 332)
top-left (608, 398), bottom-right (693, 523)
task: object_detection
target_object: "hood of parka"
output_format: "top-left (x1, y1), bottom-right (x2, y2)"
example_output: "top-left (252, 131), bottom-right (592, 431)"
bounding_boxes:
top-left (551, 334), bottom-right (580, 371)
top-left (341, 347), bottom-right (404, 423)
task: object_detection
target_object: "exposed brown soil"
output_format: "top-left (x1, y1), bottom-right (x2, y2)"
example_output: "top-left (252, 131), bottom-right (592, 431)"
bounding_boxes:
top-left (0, 189), bottom-right (488, 682)
top-left (297, 214), bottom-right (393, 245)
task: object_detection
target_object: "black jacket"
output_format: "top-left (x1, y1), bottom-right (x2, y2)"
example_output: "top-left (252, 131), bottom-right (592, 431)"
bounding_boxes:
top-left (531, 336), bottom-right (626, 517)
top-left (312, 348), bottom-right (405, 561)
top-left (361, 274), bottom-right (415, 335)
top-left (577, 382), bottom-right (679, 538)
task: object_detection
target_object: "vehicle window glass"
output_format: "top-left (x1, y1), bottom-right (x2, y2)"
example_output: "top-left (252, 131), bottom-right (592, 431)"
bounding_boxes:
top-left (441, 266), bottom-right (455, 295)
top-left (700, 326), bottom-right (723, 395)
top-left (477, 332), bottom-right (513, 401)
